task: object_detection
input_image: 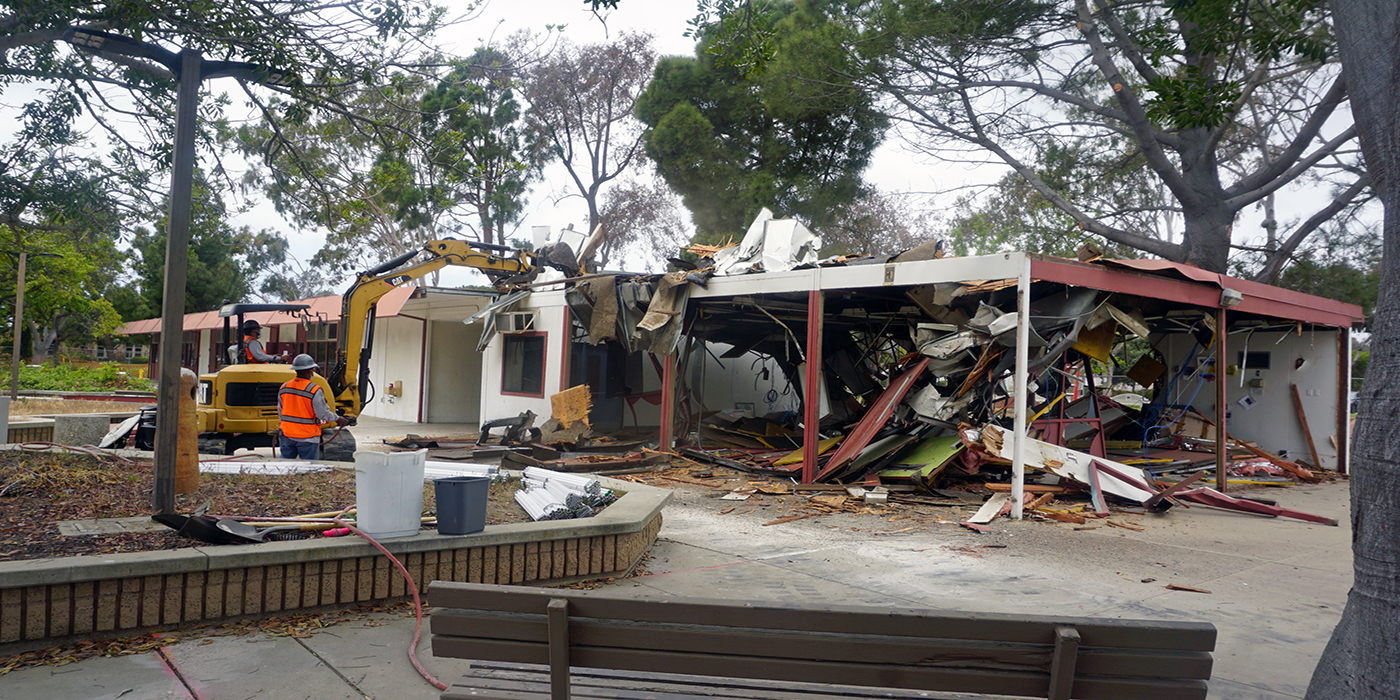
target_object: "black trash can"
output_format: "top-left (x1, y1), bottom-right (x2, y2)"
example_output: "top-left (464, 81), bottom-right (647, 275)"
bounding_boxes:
top-left (434, 476), bottom-right (490, 535)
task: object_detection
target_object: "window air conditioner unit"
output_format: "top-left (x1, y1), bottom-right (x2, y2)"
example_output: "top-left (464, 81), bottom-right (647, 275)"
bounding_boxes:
top-left (497, 311), bottom-right (536, 333)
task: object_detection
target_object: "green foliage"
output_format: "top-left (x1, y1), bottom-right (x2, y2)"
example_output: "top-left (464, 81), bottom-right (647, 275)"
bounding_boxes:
top-left (11, 360), bottom-right (154, 392)
top-left (127, 181), bottom-right (289, 315)
top-left (1274, 224), bottom-right (1380, 326)
top-left (421, 48), bottom-right (547, 247)
top-left (637, 0), bottom-right (887, 243)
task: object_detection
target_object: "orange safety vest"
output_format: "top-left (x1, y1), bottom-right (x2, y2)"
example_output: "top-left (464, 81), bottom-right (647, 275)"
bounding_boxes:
top-left (278, 377), bottom-right (325, 439)
top-left (244, 334), bottom-right (266, 364)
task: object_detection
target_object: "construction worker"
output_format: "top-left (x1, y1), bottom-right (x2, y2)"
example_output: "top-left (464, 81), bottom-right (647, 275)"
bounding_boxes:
top-left (277, 354), bottom-right (349, 459)
top-left (240, 320), bottom-right (284, 364)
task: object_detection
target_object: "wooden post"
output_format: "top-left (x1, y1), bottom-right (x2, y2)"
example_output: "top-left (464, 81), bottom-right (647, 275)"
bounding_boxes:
top-left (1047, 626), bottom-right (1081, 700)
top-left (1215, 307), bottom-right (1228, 493)
top-left (802, 289), bottom-right (824, 484)
top-left (547, 598), bottom-right (571, 700)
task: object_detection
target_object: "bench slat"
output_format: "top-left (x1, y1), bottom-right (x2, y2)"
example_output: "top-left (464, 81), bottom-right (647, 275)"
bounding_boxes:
top-left (445, 662), bottom-right (1010, 700)
top-left (427, 582), bottom-right (1216, 652)
top-left (431, 610), bottom-right (1213, 680)
top-left (432, 637), bottom-right (1208, 700)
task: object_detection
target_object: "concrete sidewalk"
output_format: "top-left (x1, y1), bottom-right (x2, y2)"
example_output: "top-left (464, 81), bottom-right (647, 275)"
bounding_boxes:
top-left (1, 477), bottom-right (1352, 700)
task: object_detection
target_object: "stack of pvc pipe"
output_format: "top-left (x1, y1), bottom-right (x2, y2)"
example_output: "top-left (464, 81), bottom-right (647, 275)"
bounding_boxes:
top-left (513, 487), bottom-right (569, 521)
top-left (515, 467), bottom-right (618, 521)
top-left (521, 467), bottom-right (616, 507)
top-left (424, 461), bottom-right (500, 482)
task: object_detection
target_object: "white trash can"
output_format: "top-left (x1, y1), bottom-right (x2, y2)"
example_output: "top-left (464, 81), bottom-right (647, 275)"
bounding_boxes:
top-left (354, 449), bottom-right (426, 539)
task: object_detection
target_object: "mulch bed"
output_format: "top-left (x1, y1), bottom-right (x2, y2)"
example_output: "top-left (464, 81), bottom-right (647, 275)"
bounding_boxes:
top-left (0, 450), bottom-right (531, 563)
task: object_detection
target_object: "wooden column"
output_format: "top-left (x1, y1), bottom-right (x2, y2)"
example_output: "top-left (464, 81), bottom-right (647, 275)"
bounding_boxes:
top-left (1215, 307), bottom-right (1228, 492)
top-left (802, 290), bottom-right (825, 484)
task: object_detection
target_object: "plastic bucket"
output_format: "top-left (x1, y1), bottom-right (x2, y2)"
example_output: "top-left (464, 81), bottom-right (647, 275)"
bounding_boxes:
top-left (434, 476), bottom-right (490, 535)
top-left (354, 449), bottom-right (426, 539)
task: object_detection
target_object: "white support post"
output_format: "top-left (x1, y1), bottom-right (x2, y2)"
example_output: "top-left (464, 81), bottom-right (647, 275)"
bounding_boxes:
top-left (1012, 255), bottom-right (1032, 519)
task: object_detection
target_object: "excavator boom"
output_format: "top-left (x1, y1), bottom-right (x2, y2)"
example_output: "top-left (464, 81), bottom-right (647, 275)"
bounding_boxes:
top-left (327, 238), bottom-right (574, 418)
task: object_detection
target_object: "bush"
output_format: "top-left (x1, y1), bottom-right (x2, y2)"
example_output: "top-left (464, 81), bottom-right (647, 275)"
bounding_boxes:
top-left (6, 358), bottom-right (156, 392)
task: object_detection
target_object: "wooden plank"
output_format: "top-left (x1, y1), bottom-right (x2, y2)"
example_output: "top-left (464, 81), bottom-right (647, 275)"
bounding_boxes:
top-left (432, 637), bottom-right (1210, 700)
top-left (967, 493), bottom-right (1011, 524)
top-left (984, 484), bottom-right (1067, 494)
top-left (432, 612), bottom-right (1214, 680)
top-left (447, 661), bottom-right (994, 700)
top-left (548, 599), bottom-right (571, 700)
top-left (1289, 383), bottom-right (1323, 470)
top-left (1143, 472), bottom-right (1206, 510)
top-left (428, 582), bottom-right (1217, 652)
top-left (1047, 627), bottom-right (1079, 700)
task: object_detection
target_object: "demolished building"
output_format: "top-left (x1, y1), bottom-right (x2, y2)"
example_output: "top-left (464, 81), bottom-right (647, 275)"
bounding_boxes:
top-left (473, 211), bottom-right (1364, 520)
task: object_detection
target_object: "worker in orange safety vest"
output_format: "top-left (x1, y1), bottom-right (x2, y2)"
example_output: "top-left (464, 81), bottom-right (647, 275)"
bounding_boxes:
top-left (277, 354), bottom-right (349, 459)
top-left (239, 320), bottom-right (284, 364)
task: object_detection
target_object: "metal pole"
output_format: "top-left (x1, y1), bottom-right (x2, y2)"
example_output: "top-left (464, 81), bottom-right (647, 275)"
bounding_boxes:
top-left (1011, 255), bottom-right (1031, 519)
top-left (802, 289), bottom-right (825, 484)
top-left (9, 251), bottom-right (25, 400)
top-left (1215, 307), bottom-right (1228, 493)
top-left (153, 49), bottom-right (202, 516)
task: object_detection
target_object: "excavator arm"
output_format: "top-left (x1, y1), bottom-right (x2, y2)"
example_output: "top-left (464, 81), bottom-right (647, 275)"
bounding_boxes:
top-left (326, 238), bottom-right (574, 418)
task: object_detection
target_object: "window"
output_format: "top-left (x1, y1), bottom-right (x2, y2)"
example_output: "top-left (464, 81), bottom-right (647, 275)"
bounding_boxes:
top-left (125, 345), bottom-right (136, 360)
top-left (502, 333), bottom-right (547, 396)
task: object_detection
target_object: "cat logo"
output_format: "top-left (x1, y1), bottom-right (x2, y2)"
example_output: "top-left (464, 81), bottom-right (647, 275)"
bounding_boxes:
top-left (387, 274), bottom-right (411, 286)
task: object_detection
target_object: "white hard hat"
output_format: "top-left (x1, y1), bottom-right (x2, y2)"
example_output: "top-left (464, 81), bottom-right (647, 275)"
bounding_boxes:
top-left (290, 354), bottom-right (319, 371)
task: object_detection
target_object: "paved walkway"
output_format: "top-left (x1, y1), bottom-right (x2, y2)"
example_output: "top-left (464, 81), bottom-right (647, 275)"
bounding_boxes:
top-left (1, 419), bottom-right (1352, 700)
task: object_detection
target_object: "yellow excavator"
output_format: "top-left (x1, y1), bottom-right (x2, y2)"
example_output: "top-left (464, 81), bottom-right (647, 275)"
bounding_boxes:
top-left (193, 238), bottom-right (575, 458)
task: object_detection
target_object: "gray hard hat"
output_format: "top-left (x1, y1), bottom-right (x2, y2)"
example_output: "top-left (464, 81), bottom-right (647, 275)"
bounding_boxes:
top-left (290, 354), bottom-right (319, 371)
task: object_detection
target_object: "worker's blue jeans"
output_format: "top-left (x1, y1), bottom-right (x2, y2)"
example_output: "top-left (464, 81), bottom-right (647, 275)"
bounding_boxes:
top-left (279, 435), bottom-right (321, 460)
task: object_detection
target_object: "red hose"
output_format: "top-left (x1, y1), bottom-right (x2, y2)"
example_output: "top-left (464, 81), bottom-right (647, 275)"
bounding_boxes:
top-left (329, 507), bottom-right (447, 690)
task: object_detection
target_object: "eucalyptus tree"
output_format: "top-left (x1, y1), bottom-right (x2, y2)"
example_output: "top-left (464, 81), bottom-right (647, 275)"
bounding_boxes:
top-left (697, 0), bottom-right (1366, 274)
top-left (421, 47), bottom-right (548, 248)
top-left (522, 32), bottom-right (658, 237)
top-left (1306, 1), bottom-right (1400, 697)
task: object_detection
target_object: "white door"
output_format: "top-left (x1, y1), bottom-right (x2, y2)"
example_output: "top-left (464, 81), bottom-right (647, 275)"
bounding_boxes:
top-left (427, 321), bottom-right (483, 424)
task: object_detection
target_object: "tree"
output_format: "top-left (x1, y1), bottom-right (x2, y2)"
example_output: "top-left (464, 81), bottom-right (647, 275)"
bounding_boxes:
top-left (234, 72), bottom-right (452, 280)
top-left (595, 176), bottom-right (693, 270)
top-left (1305, 2), bottom-right (1400, 697)
top-left (636, 0), bottom-right (888, 244)
top-left (0, 225), bottom-right (123, 361)
top-left (422, 47), bottom-right (548, 248)
top-left (786, 0), bottom-right (1366, 274)
top-left (1, 0), bottom-right (449, 238)
top-left (820, 191), bottom-right (939, 257)
top-left (129, 181), bottom-right (290, 315)
top-left (523, 32), bottom-right (658, 236)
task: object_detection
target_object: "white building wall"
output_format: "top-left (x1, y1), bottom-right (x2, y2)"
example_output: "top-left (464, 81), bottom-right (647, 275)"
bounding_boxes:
top-left (1159, 327), bottom-right (1345, 469)
top-left (359, 316), bottom-right (427, 422)
top-left (478, 291), bottom-right (567, 423)
top-left (688, 343), bottom-right (802, 418)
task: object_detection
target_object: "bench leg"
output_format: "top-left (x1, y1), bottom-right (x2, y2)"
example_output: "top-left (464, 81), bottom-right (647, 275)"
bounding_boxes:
top-left (1048, 626), bottom-right (1080, 700)
top-left (548, 598), bottom-right (571, 700)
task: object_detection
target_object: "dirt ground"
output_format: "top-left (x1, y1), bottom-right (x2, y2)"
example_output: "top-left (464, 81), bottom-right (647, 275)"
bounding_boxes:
top-left (0, 450), bottom-right (531, 563)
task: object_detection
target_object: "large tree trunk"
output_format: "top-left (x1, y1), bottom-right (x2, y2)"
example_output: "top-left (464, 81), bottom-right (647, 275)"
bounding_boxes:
top-left (1307, 2), bottom-right (1400, 699)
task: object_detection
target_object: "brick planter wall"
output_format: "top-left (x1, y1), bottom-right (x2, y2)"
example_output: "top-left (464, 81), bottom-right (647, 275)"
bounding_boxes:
top-left (0, 477), bottom-right (667, 652)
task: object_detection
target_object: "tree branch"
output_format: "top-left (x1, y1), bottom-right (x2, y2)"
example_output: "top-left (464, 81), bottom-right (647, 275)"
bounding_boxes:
top-left (1251, 173), bottom-right (1373, 283)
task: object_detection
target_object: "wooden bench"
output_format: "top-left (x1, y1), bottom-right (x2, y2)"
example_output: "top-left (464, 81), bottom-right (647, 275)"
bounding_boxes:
top-left (428, 581), bottom-right (1216, 700)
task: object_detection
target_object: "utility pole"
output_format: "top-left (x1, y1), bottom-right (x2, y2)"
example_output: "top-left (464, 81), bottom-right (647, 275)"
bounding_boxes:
top-left (64, 29), bottom-right (294, 515)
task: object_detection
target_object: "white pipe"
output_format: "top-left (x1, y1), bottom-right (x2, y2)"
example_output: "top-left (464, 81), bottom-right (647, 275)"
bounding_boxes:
top-left (1012, 254), bottom-right (1031, 520)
